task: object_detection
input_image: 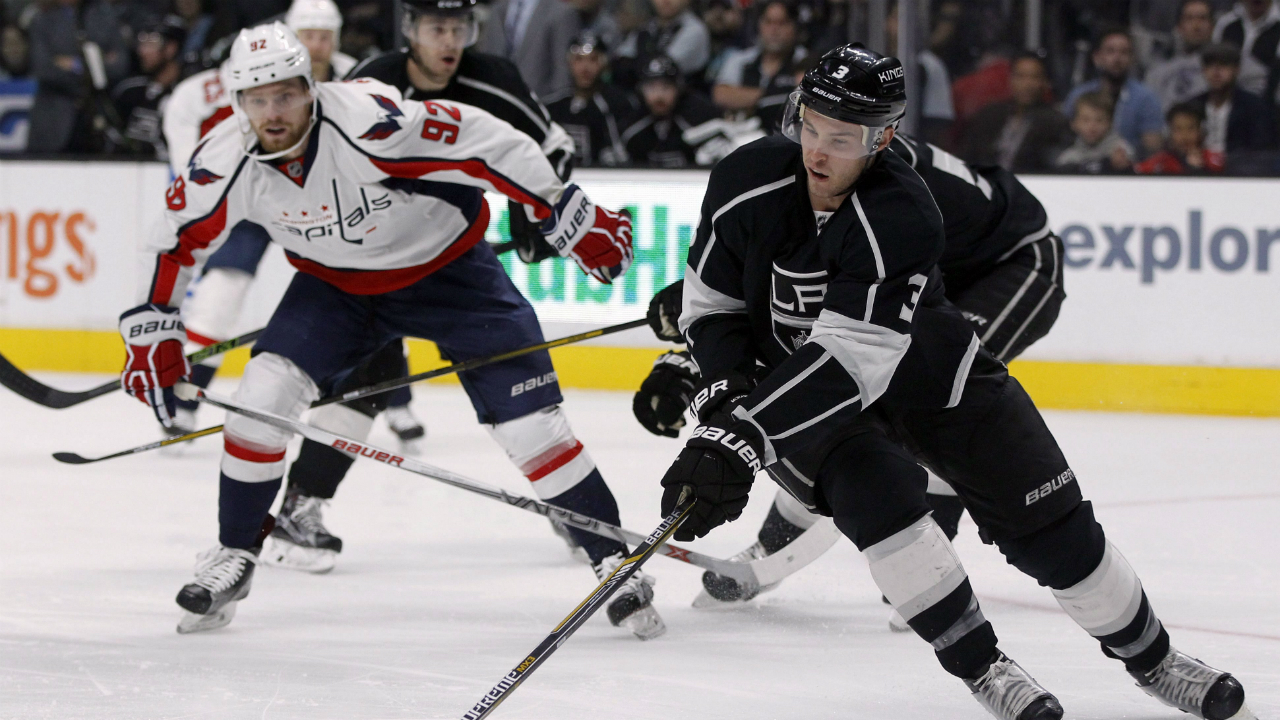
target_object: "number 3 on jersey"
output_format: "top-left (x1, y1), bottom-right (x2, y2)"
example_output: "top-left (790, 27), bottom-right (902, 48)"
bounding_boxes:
top-left (421, 101), bottom-right (460, 145)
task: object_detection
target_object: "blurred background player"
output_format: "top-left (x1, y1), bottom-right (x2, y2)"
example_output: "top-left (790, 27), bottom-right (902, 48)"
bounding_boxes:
top-left (621, 54), bottom-right (721, 167)
top-left (161, 0), bottom-right (426, 450)
top-left (108, 16), bottom-right (188, 160)
top-left (545, 32), bottom-right (638, 167)
top-left (120, 23), bottom-right (652, 637)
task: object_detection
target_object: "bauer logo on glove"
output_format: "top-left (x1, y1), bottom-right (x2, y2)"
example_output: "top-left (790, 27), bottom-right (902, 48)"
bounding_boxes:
top-left (540, 183), bottom-right (634, 284)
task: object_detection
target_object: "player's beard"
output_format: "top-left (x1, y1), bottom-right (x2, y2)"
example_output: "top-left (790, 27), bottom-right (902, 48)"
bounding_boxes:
top-left (254, 113), bottom-right (312, 155)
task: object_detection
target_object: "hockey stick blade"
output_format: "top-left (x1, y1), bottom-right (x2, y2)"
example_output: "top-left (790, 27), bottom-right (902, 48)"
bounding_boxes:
top-left (461, 492), bottom-right (695, 720)
top-left (185, 385), bottom-right (757, 584)
top-left (0, 328), bottom-right (263, 410)
top-left (52, 425), bottom-right (225, 465)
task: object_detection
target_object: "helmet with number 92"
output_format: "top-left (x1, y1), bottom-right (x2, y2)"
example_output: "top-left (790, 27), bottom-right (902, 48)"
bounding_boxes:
top-left (224, 22), bottom-right (317, 161)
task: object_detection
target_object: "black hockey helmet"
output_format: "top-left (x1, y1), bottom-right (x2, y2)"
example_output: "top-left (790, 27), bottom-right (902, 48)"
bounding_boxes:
top-left (139, 15), bottom-right (188, 48)
top-left (402, 0), bottom-right (478, 15)
top-left (781, 44), bottom-right (906, 158)
top-left (402, 0), bottom-right (479, 47)
top-left (569, 31), bottom-right (608, 56)
top-left (639, 55), bottom-right (681, 86)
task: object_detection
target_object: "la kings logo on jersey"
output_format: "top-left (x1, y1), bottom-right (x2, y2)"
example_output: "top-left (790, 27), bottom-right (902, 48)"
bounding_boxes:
top-left (770, 248), bottom-right (828, 354)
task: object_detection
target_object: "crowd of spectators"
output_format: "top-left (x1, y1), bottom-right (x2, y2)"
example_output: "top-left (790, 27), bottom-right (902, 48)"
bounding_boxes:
top-left (5, 0), bottom-right (1280, 175)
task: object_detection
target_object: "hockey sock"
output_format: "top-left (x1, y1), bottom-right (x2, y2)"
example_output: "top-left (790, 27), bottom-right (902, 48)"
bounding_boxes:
top-left (925, 492), bottom-right (966, 541)
top-left (865, 515), bottom-right (998, 678)
top-left (545, 469), bottom-right (625, 565)
top-left (759, 502), bottom-right (808, 554)
top-left (219, 473), bottom-right (282, 549)
top-left (1053, 541), bottom-right (1171, 674)
top-left (175, 363), bottom-right (218, 412)
top-left (386, 384), bottom-right (412, 409)
top-left (288, 441), bottom-right (353, 499)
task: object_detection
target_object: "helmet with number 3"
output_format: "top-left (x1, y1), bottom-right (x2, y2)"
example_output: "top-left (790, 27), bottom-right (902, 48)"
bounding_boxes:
top-left (781, 44), bottom-right (907, 159)
top-left (224, 22), bottom-right (317, 159)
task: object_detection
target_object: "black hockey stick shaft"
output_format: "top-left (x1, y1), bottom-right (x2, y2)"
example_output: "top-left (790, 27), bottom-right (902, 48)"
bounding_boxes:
top-left (52, 425), bottom-right (226, 465)
top-left (461, 492), bottom-right (695, 720)
top-left (0, 328), bottom-right (264, 410)
top-left (313, 317), bottom-right (647, 408)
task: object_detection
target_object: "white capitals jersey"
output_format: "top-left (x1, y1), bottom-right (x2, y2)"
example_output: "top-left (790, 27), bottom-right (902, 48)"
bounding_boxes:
top-left (163, 67), bottom-right (233, 175)
top-left (140, 78), bottom-right (562, 307)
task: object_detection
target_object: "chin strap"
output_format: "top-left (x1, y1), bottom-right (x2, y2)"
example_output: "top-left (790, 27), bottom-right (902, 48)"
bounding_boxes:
top-left (239, 93), bottom-right (319, 162)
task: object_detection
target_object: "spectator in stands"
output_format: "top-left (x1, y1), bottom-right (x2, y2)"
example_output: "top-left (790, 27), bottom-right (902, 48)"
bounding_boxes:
top-left (109, 15), bottom-right (183, 159)
top-left (173, 0), bottom-right (214, 63)
top-left (885, 0), bottom-right (952, 145)
top-left (26, 0), bottom-right (130, 154)
top-left (1135, 102), bottom-right (1226, 173)
top-left (615, 0), bottom-right (711, 86)
top-left (622, 54), bottom-right (719, 166)
top-left (1063, 27), bottom-right (1165, 158)
top-left (546, 32), bottom-right (637, 166)
top-left (210, 0), bottom-right (290, 47)
top-left (1192, 41), bottom-right (1275, 154)
top-left (1147, 0), bottom-right (1215, 110)
top-left (1212, 0), bottom-right (1280, 97)
top-left (1, 23), bottom-right (30, 79)
top-left (700, 0), bottom-right (748, 90)
top-left (1056, 91), bottom-right (1135, 173)
top-left (567, 0), bottom-right (621, 53)
top-left (959, 51), bottom-right (1072, 173)
top-left (476, 0), bottom-right (580, 98)
top-left (711, 0), bottom-right (804, 130)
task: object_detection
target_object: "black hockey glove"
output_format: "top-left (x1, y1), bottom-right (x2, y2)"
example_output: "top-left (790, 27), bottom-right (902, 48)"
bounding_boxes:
top-left (647, 280), bottom-right (685, 342)
top-left (507, 199), bottom-right (559, 264)
top-left (633, 350), bottom-right (700, 437)
top-left (688, 369), bottom-right (756, 423)
top-left (660, 413), bottom-right (764, 541)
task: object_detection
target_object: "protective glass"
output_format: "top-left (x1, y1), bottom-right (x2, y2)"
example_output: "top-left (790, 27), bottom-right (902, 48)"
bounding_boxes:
top-left (781, 91), bottom-right (880, 159)
top-left (237, 83), bottom-right (314, 123)
top-left (403, 12), bottom-right (479, 49)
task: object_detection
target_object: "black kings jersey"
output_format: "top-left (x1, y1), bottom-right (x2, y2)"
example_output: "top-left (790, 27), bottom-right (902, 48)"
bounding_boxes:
top-left (889, 135), bottom-right (1050, 292)
top-left (545, 85), bottom-right (638, 167)
top-left (681, 136), bottom-right (980, 464)
top-left (348, 50), bottom-right (573, 179)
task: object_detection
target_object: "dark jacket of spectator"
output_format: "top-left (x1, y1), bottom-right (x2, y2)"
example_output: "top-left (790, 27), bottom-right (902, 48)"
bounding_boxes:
top-left (615, 0), bottom-right (711, 86)
top-left (621, 89), bottom-right (719, 166)
top-left (1212, 0), bottom-right (1280, 97)
top-left (961, 101), bottom-right (1072, 173)
top-left (1191, 85), bottom-right (1275, 150)
top-left (1145, 0), bottom-right (1215, 110)
top-left (477, 0), bottom-right (581, 99)
top-left (27, 1), bottom-right (129, 153)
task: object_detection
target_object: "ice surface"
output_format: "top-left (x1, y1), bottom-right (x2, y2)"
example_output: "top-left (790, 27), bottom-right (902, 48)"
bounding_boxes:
top-left (1, 375), bottom-right (1277, 719)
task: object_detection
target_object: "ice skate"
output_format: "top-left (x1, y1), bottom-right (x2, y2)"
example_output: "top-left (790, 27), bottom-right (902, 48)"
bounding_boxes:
top-left (964, 652), bottom-right (1063, 720)
top-left (262, 490), bottom-right (341, 574)
top-left (1130, 648), bottom-right (1253, 720)
top-left (548, 519), bottom-right (591, 565)
top-left (384, 405), bottom-right (426, 453)
top-left (692, 542), bottom-right (778, 608)
top-left (175, 546), bottom-right (258, 634)
top-left (594, 553), bottom-right (665, 640)
top-left (158, 408), bottom-right (198, 456)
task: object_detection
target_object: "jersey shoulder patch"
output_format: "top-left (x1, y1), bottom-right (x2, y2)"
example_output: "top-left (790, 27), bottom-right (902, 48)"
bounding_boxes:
top-left (318, 80), bottom-right (411, 143)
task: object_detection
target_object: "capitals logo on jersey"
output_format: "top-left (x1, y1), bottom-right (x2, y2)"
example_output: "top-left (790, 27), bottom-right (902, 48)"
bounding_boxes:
top-left (359, 95), bottom-right (404, 141)
top-left (187, 140), bottom-right (224, 186)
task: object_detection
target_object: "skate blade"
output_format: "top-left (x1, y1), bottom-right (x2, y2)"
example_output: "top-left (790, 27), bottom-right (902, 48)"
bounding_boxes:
top-left (1227, 703), bottom-right (1258, 720)
top-left (888, 609), bottom-right (912, 633)
top-left (261, 538), bottom-right (337, 574)
top-left (620, 605), bottom-right (666, 641)
top-left (177, 601), bottom-right (237, 634)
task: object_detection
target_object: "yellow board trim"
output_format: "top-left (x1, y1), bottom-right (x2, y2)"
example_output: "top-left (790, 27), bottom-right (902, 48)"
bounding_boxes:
top-left (2, 327), bottom-right (1278, 417)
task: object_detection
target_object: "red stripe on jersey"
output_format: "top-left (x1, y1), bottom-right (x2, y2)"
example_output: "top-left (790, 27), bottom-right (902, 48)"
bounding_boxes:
top-left (150, 255), bottom-right (183, 305)
top-left (369, 157), bottom-right (552, 220)
top-left (526, 441), bottom-right (585, 482)
top-left (199, 106), bottom-right (234, 139)
top-left (185, 328), bottom-right (221, 346)
top-left (225, 438), bottom-right (286, 463)
top-left (286, 199), bottom-right (489, 295)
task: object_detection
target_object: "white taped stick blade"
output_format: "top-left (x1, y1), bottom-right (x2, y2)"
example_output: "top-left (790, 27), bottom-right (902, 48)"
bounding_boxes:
top-left (173, 382), bottom-right (198, 402)
top-left (177, 602), bottom-right (237, 634)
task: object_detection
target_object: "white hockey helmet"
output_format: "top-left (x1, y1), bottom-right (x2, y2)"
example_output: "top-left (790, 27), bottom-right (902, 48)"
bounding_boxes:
top-left (286, 0), bottom-right (343, 34)
top-left (225, 22), bottom-right (317, 160)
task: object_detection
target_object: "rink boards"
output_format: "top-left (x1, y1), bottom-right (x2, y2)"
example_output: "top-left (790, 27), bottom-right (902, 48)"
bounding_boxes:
top-left (0, 161), bottom-right (1277, 416)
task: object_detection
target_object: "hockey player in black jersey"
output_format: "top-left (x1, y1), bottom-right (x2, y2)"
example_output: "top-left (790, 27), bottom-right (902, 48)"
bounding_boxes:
top-left (637, 131), bottom-right (1066, 618)
top-left (621, 55), bottom-right (723, 167)
top-left (545, 32), bottom-right (639, 167)
top-left (656, 45), bottom-right (1253, 720)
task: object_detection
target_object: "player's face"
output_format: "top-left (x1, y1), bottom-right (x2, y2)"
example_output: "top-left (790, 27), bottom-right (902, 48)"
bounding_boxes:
top-left (407, 14), bottom-right (474, 83)
top-left (800, 110), bottom-right (890, 205)
top-left (569, 51), bottom-right (605, 90)
top-left (136, 33), bottom-right (171, 74)
top-left (241, 79), bottom-right (313, 153)
top-left (296, 28), bottom-right (335, 66)
top-left (640, 80), bottom-right (678, 116)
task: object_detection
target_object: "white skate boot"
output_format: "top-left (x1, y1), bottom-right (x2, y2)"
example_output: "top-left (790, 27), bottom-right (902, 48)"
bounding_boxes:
top-left (964, 652), bottom-right (1064, 720)
top-left (159, 408), bottom-right (199, 456)
top-left (262, 490), bottom-right (341, 574)
top-left (1130, 648), bottom-right (1254, 719)
top-left (384, 405), bottom-right (425, 453)
top-left (175, 545), bottom-right (258, 634)
top-left (593, 553), bottom-right (665, 640)
top-left (692, 542), bottom-right (779, 608)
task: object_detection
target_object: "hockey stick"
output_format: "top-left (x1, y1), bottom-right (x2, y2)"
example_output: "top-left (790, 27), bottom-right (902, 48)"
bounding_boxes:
top-left (51, 319), bottom-right (648, 463)
top-left (461, 490), bottom-right (695, 720)
top-left (0, 328), bottom-right (264, 410)
top-left (180, 384), bottom-right (756, 586)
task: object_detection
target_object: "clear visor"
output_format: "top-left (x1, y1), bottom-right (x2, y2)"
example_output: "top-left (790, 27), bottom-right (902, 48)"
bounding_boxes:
top-left (781, 91), bottom-right (882, 159)
top-left (402, 12), bottom-right (479, 49)
top-left (237, 83), bottom-right (314, 123)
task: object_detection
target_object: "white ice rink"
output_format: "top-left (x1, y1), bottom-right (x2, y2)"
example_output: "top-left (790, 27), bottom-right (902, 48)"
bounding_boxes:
top-left (1, 375), bottom-right (1277, 720)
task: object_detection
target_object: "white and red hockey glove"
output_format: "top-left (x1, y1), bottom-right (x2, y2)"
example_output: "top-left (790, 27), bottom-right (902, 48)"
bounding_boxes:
top-left (119, 303), bottom-right (190, 428)
top-left (540, 184), bottom-right (633, 284)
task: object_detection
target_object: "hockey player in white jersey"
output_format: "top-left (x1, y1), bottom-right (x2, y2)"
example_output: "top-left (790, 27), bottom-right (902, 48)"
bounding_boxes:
top-left (119, 22), bottom-right (655, 637)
